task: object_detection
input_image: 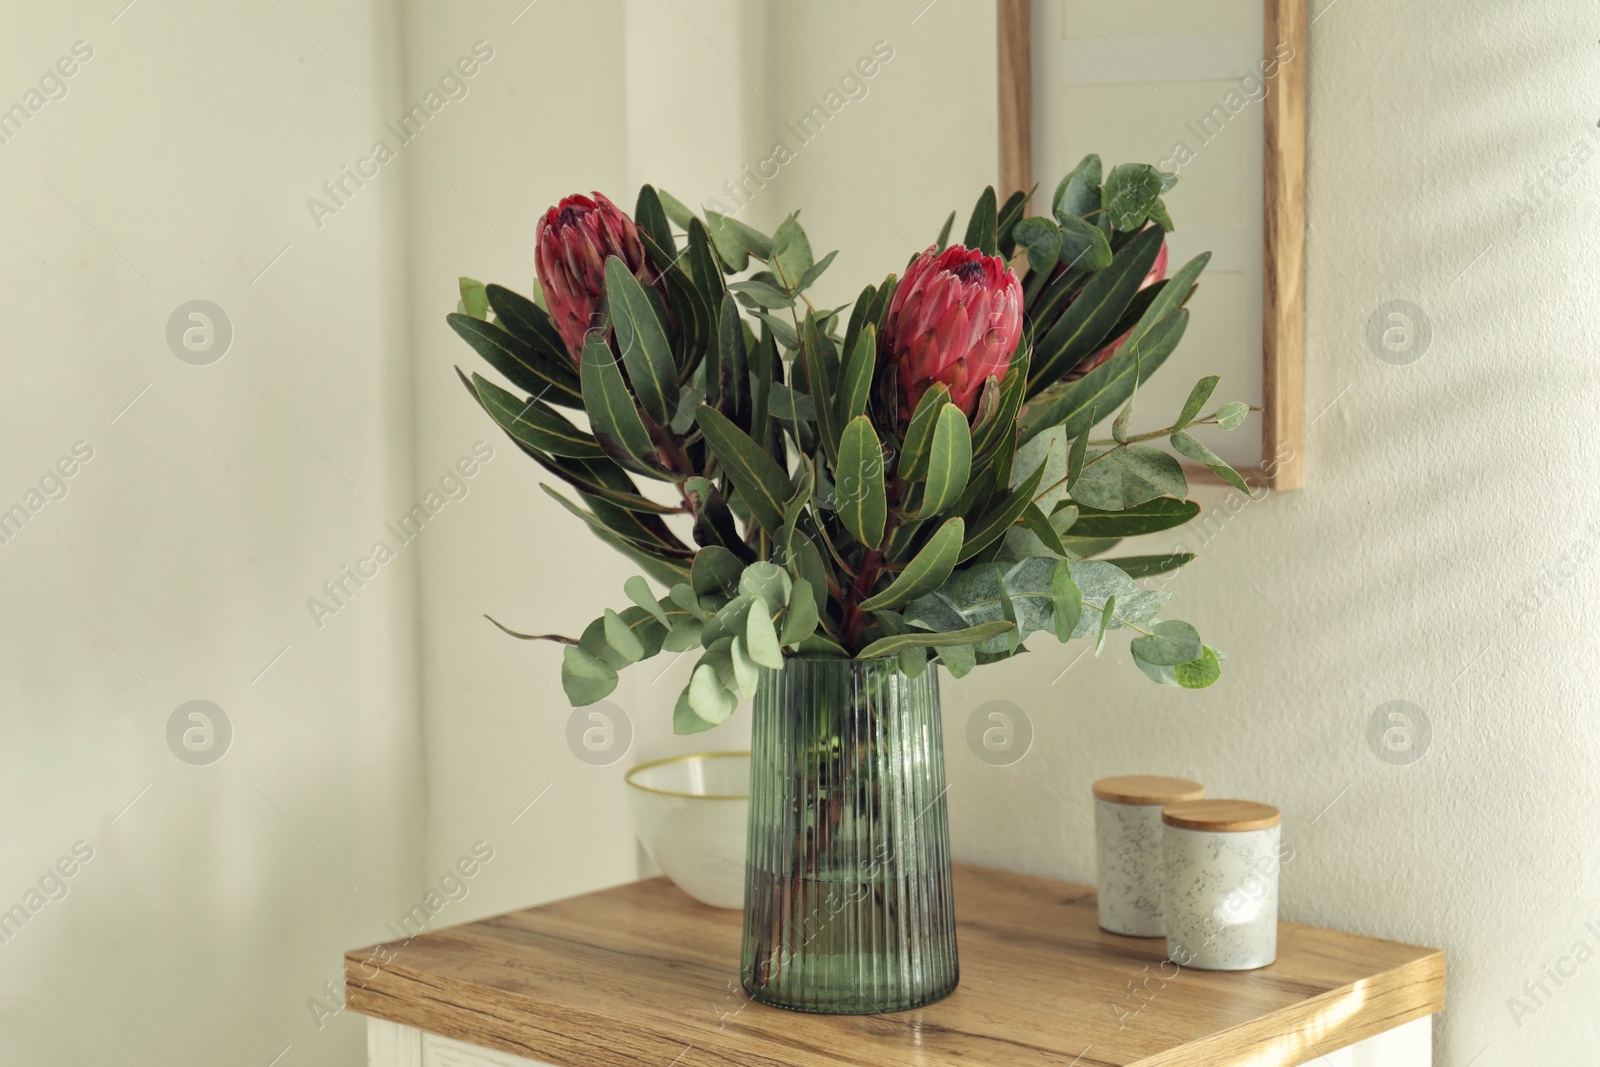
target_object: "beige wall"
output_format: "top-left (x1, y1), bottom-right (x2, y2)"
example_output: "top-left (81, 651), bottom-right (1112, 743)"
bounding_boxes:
top-left (0, 2), bottom-right (422, 1065)
top-left (4, 1), bottom-right (1593, 1064)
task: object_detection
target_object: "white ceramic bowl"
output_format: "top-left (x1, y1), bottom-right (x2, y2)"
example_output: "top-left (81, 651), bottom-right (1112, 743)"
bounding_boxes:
top-left (625, 752), bottom-right (750, 909)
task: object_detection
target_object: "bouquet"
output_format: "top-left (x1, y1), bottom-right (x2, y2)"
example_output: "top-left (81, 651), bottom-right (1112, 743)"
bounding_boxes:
top-left (448, 155), bottom-right (1250, 734)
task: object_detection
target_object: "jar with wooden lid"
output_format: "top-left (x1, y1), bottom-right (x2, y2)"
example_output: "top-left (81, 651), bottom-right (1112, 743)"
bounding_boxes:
top-left (1091, 775), bottom-right (1205, 937)
top-left (1160, 800), bottom-right (1282, 970)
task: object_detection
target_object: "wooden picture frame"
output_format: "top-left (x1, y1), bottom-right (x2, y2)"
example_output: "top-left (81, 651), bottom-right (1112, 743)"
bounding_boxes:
top-left (997, 0), bottom-right (1306, 489)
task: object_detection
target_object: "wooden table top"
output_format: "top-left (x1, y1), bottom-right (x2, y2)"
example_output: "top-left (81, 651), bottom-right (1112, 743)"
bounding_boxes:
top-left (345, 864), bottom-right (1444, 1067)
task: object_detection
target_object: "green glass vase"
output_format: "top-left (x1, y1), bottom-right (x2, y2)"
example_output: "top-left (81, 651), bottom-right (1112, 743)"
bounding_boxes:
top-left (740, 656), bottom-right (959, 1014)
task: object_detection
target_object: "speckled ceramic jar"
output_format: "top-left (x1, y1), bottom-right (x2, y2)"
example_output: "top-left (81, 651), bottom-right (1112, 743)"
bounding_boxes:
top-left (1160, 800), bottom-right (1282, 971)
top-left (1092, 775), bottom-right (1205, 937)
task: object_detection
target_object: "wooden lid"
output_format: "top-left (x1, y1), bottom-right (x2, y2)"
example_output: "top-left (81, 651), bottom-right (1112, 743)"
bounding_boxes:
top-left (1162, 799), bottom-right (1280, 832)
top-left (1092, 775), bottom-right (1205, 805)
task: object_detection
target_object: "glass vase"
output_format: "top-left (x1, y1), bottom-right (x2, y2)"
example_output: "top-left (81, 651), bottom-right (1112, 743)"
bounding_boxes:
top-left (740, 656), bottom-right (958, 1014)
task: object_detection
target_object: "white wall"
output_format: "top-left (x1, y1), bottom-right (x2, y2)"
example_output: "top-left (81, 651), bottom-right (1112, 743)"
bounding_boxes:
top-left (0, 2), bottom-right (423, 1065)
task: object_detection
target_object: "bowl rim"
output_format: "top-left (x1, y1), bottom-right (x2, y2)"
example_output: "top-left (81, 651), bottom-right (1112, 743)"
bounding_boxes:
top-left (624, 750), bottom-right (750, 801)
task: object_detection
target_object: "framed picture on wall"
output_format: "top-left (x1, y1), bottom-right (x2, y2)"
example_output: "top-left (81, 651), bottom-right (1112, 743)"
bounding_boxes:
top-left (998, 0), bottom-right (1306, 488)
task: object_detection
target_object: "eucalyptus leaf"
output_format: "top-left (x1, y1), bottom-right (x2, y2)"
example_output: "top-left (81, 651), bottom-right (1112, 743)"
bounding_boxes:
top-left (688, 661), bottom-right (739, 723)
top-left (1057, 214), bottom-right (1113, 271)
top-left (1070, 446), bottom-right (1188, 511)
top-left (745, 605), bottom-right (784, 669)
top-left (458, 277), bottom-right (489, 319)
top-left (1215, 402), bottom-right (1250, 430)
top-left (1012, 217), bottom-right (1063, 274)
top-left (1053, 154), bottom-right (1103, 221)
top-left (1102, 163), bottom-right (1164, 231)
top-left (1130, 620), bottom-right (1202, 666)
top-left (1170, 431), bottom-right (1249, 493)
top-left (562, 645), bottom-right (618, 705)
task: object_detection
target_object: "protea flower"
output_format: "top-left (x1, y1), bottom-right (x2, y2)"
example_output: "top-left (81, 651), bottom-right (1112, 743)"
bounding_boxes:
top-left (534, 191), bottom-right (652, 364)
top-left (880, 245), bottom-right (1023, 422)
top-left (1067, 242), bottom-right (1169, 380)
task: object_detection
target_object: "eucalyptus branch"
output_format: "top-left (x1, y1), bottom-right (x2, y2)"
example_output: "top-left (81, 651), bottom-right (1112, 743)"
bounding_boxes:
top-left (486, 616), bottom-right (580, 644)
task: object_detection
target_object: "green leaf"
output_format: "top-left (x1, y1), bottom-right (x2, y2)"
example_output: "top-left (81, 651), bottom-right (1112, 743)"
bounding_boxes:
top-left (1175, 375), bottom-right (1221, 431)
top-left (1069, 560), bottom-right (1170, 639)
top-left (604, 256), bottom-right (677, 426)
top-left (997, 188), bottom-right (1030, 258)
top-left (780, 580), bottom-right (820, 645)
top-left (1012, 217), bottom-right (1063, 274)
top-left (920, 405), bottom-right (972, 517)
top-left (857, 620), bottom-right (1016, 660)
top-left (1124, 251), bottom-right (1211, 353)
top-left (768, 382), bottom-right (816, 422)
top-left (1094, 596), bottom-right (1116, 655)
top-left (860, 517), bottom-right (965, 611)
top-left (1102, 164), bottom-right (1165, 231)
top-left (470, 372), bottom-right (603, 459)
top-left (769, 212), bottom-right (814, 291)
top-left (579, 333), bottom-right (659, 474)
top-left (1148, 198), bottom-right (1175, 232)
top-left (798, 314), bottom-right (842, 462)
top-left (1018, 502), bottom-right (1068, 556)
top-left (1215, 402), bottom-right (1250, 431)
top-left (730, 637), bottom-right (760, 698)
top-left (656, 188), bottom-right (696, 230)
top-left (1050, 559), bottom-right (1082, 640)
top-left (1170, 431), bottom-right (1249, 493)
top-left (1067, 414), bottom-right (1093, 490)
top-left (727, 279), bottom-right (795, 309)
top-left (745, 603), bottom-right (784, 669)
top-left (448, 312), bottom-right (582, 408)
top-left (458, 277), bottom-right (488, 319)
top-left (798, 249), bottom-right (838, 291)
top-left (904, 556), bottom-right (1065, 655)
top-left (1029, 227), bottom-right (1165, 389)
top-left (739, 561), bottom-right (791, 614)
top-left (1057, 215), bottom-right (1113, 271)
top-left (687, 662), bottom-right (738, 724)
top-left (1109, 553), bottom-right (1196, 578)
top-left (1053, 154), bottom-right (1103, 221)
top-left (603, 608), bottom-right (645, 663)
top-left (961, 454), bottom-right (1046, 561)
top-left (935, 209), bottom-right (956, 251)
top-left (1067, 498), bottom-right (1201, 538)
top-left (1021, 306), bottom-right (1190, 446)
top-left (673, 689), bottom-right (720, 734)
top-left (562, 645), bottom-right (618, 705)
top-left (899, 384), bottom-right (951, 480)
top-left (1175, 646), bottom-right (1222, 688)
top-left (696, 406), bottom-right (791, 533)
top-left (1130, 620), bottom-right (1202, 666)
top-left (837, 416), bottom-right (887, 548)
top-left (838, 324), bottom-right (874, 427)
top-left (964, 186), bottom-right (999, 256)
top-left (623, 576), bottom-right (669, 628)
top-left (703, 211), bottom-right (772, 271)
top-left (1134, 642), bottom-right (1223, 688)
top-left (1071, 446), bottom-right (1188, 511)
top-left (691, 546), bottom-right (745, 598)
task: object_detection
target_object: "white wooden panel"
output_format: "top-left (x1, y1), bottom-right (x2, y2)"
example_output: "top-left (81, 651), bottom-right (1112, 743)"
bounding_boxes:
top-left (369, 1018), bottom-right (422, 1067)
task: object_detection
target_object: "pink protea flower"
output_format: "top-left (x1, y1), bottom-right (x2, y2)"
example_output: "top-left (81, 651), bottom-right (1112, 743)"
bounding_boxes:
top-left (1068, 242), bottom-right (1169, 380)
top-left (534, 191), bottom-right (652, 364)
top-left (879, 245), bottom-right (1024, 422)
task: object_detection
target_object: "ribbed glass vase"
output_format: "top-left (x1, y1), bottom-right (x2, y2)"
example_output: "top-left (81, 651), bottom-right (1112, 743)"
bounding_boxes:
top-left (740, 656), bottom-right (958, 1014)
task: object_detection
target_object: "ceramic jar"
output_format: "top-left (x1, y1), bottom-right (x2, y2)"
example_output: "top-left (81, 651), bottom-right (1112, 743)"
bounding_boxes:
top-left (1092, 775), bottom-right (1205, 937)
top-left (1160, 800), bottom-right (1282, 970)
